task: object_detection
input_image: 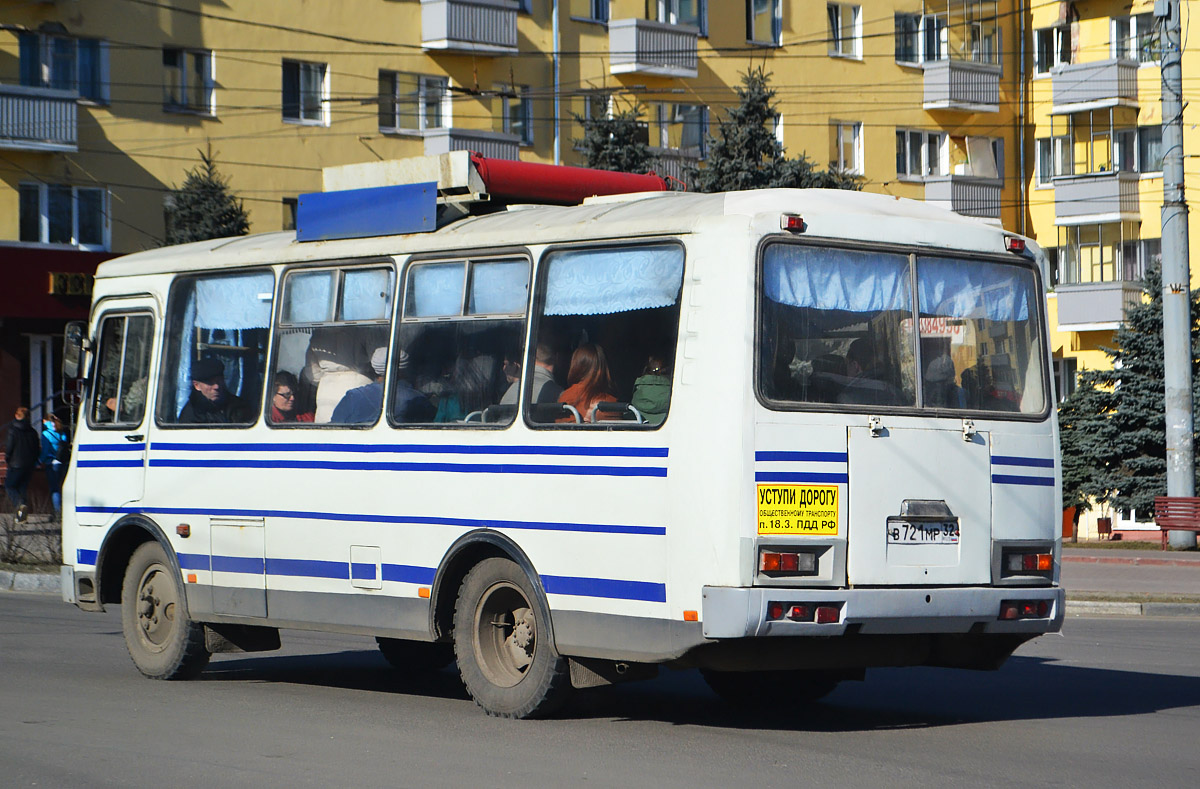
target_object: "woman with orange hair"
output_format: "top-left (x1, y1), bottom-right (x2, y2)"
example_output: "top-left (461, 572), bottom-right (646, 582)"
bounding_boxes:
top-left (558, 344), bottom-right (617, 423)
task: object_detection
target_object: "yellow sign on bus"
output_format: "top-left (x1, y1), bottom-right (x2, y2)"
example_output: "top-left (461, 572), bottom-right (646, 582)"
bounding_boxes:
top-left (757, 484), bottom-right (839, 535)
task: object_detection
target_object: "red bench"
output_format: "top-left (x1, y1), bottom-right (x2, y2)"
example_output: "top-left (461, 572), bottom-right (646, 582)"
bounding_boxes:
top-left (1153, 496), bottom-right (1200, 549)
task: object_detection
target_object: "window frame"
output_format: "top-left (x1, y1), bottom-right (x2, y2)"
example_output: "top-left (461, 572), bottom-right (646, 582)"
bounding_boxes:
top-left (746, 0), bottom-right (782, 47)
top-left (1112, 13), bottom-right (1160, 64)
top-left (522, 238), bottom-right (686, 432)
top-left (19, 32), bottom-right (109, 103)
top-left (753, 236), bottom-right (1052, 423)
top-left (495, 84), bottom-right (534, 145)
top-left (391, 248), bottom-right (533, 430)
top-left (832, 121), bottom-right (863, 175)
top-left (282, 58), bottom-right (330, 125)
top-left (17, 182), bottom-right (109, 250)
top-left (1034, 25), bottom-right (1071, 74)
top-left (827, 3), bottom-right (861, 59)
top-left (156, 268), bottom-right (277, 430)
top-left (895, 129), bottom-right (947, 179)
top-left (378, 70), bottom-right (451, 134)
top-left (86, 309), bottom-right (157, 431)
top-left (266, 259), bottom-right (397, 430)
top-left (658, 0), bottom-right (707, 34)
top-left (162, 47), bottom-right (215, 115)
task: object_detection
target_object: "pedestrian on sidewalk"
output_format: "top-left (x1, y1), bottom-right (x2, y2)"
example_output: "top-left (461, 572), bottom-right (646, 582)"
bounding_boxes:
top-left (3, 407), bottom-right (41, 523)
top-left (39, 413), bottom-right (70, 520)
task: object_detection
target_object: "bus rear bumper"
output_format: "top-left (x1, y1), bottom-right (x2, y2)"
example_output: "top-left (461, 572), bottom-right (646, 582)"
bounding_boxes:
top-left (702, 585), bottom-right (1066, 639)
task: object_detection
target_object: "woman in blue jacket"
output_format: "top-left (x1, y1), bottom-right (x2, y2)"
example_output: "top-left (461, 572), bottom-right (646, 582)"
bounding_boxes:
top-left (39, 413), bottom-right (69, 519)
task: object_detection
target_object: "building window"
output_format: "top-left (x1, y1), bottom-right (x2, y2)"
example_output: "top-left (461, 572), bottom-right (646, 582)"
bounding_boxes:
top-left (18, 182), bottom-right (108, 249)
top-left (18, 32), bottom-right (108, 102)
top-left (1056, 222), bottom-right (1142, 285)
top-left (1035, 137), bottom-right (1071, 184)
top-left (1052, 357), bottom-right (1078, 402)
top-left (495, 84), bottom-right (533, 145)
top-left (827, 4), bottom-right (861, 58)
top-left (379, 71), bottom-right (449, 132)
top-left (895, 13), bottom-right (920, 63)
top-left (658, 0), bottom-right (706, 33)
top-left (580, 0), bottom-right (608, 22)
top-left (1138, 125), bottom-right (1163, 172)
top-left (1035, 25), bottom-right (1071, 74)
top-left (163, 48), bottom-right (214, 114)
top-left (831, 121), bottom-right (863, 175)
top-left (282, 197), bottom-right (298, 231)
top-left (652, 104), bottom-right (708, 157)
top-left (282, 59), bottom-right (328, 124)
top-left (747, 0), bottom-right (781, 46)
top-left (1113, 13), bottom-right (1160, 63)
top-left (895, 130), bottom-right (946, 178)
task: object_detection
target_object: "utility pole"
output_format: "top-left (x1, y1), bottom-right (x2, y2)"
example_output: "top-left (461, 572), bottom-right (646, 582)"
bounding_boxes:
top-left (1157, 0), bottom-right (1197, 548)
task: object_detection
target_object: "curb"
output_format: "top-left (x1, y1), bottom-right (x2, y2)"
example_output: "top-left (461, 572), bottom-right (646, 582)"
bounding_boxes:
top-left (1062, 555), bottom-right (1200, 567)
top-left (0, 571), bottom-right (61, 596)
top-left (1066, 600), bottom-right (1200, 617)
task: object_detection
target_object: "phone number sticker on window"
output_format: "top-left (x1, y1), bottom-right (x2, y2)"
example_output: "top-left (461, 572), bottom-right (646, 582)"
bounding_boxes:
top-left (757, 484), bottom-right (839, 535)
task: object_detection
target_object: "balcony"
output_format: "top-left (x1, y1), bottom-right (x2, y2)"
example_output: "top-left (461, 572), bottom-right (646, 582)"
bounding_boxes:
top-left (1055, 281), bottom-right (1143, 331)
top-left (924, 175), bottom-right (1001, 220)
top-left (1051, 59), bottom-right (1138, 111)
top-left (609, 18), bottom-right (699, 79)
top-left (421, 0), bottom-right (518, 55)
top-left (922, 59), bottom-right (1000, 113)
top-left (648, 147), bottom-right (701, 185)
top-left (1053, 171), bottom-right (1141, 224)
top-left (0, 84), bottom-right (78, 152)
top-left (423, 128), bottom-right (520, 160)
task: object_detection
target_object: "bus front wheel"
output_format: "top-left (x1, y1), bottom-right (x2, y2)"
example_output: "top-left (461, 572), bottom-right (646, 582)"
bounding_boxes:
top-left (701, 669), bottom-right (840, 707)
top-left (120, 541), bottom-right (210, 680)
top-left (452, 557), bottom-right (571, 718)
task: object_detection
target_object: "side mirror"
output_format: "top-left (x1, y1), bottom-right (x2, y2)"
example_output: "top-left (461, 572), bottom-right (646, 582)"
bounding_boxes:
top-left (63, 321), bottom-right (86, 379)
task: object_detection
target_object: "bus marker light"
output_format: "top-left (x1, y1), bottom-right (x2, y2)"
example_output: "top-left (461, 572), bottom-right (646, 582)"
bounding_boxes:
top-left (815, 606), bottom-right (840, 624)
top-left (1037, 601), bottom-right (1049, 617)
top-left (767, 601), bottom-right (786, 620)
top-left (1004, 237), bottom-right (1026, 253)
top-left (760, 551), bottom-right (815, 574)
top-left (176, 524), bottom-right (190, 538)
top-left (186, 573), bottom-right (197, 584)
top-left (780, 214), bottom-right (807, 233)
top-left (684, 610), bottom-right (698, 622)
top-left (999, 603), bottom-right (1020, 620)
top-left (787, 605), bottom-right (811, 621)
top-left (761, 552), bottom-right (782, 572)
top-left (418, 587), bottom-right (431, 599)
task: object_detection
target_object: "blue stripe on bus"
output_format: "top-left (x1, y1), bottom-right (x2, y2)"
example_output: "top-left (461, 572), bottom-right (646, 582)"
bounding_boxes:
top-left (77, 443), bottom-right (146, 452)
top-left (178, 552), bottom-right (211, 571)
top-left (992, 474), bottom-right (1055, 487)
top-left (266, 558), bottom-right (349, 579)
top-left (151, 442), bottom-right (668, 459)
top-left (147, 458), bottom-right (666, 478)
top-left (212, 555), bottom-right (265, 574)
top-left (74, 506), bottom-right (666, 536)
top-left (541, 574), bottom-right (667, 603)
top-left (754, 472), bottom-right (850, 484)
top-left (992, 455), bottom-right (1055, 469)
top-left (78, 459), bottom-right (144, 469)
top-left (77, 549), bottom-right (98, 566)
top-left (350, 563), bottom-right (378, 581)
top-left (754, 451), bottom-right (848, 463)
top-left (174, 555), bottom-right (658, 603)
top-left (381, 564), bottom-right (436, 585)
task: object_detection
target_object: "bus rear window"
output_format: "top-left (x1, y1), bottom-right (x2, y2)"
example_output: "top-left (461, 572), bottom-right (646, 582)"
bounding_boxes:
top-left (759, 244), bottom-right (1046, 415)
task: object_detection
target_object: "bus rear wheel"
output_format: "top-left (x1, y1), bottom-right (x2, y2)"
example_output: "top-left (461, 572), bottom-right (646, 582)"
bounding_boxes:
top-left (701, 669), bottom-right (840, 707)
top-left (120, 541), bottom-right (210, 680)
top-left (452, 557), bottom-right (571, 718)
top-left (375, 637), bottom-right (454, 671)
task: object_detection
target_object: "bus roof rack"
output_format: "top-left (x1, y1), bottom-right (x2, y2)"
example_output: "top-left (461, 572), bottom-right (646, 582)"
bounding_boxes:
top-left (299, 152), bottom-right (672, 242)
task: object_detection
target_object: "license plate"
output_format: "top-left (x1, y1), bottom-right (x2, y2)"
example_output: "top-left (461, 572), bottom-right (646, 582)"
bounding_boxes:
top-left (886, 520), bottom-right (960, 545)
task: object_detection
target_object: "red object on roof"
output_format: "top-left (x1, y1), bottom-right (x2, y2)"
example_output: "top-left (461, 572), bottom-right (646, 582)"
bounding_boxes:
top-left (469, 153), bottom-right (669, 205)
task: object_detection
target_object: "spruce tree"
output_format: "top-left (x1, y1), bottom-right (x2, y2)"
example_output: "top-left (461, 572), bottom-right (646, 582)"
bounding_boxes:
top-left (1058, 263), bottom-right (1200, 518)
top-left (574, 105), bottom-right (653, 175)
top-left (690, 67), bottom-right (861, 193)
top-left (165, 151), bottom-right (250, 245)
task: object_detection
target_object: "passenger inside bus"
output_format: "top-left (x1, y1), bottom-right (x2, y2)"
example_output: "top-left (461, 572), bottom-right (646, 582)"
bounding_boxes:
top-left (837, 337), bottom-right (904, 406)
top-left (557, 344), bottom-right (618, 423)
top-left (269, 371), bottom-right (314, 423)
top-left (630, 354), bottom-right (672, 425)
top-left (178, 357), bottom-right (250, 424)
top-left (330, 347), bottom-right (389, 424)
top-left (391, 349), bottom-right (435, 423)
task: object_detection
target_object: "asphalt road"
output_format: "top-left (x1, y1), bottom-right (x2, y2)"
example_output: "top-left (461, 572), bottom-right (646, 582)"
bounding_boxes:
top-left (2, 594), bottom-right (1199, 788)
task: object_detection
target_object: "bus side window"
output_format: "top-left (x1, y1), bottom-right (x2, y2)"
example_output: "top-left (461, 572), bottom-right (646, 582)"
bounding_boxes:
top-left (90, 313), bottom-right (154, 428)
top-left (270, 265), bottom-right (394, 426)
top-left (157, 271), bottom-right (273, 427)
top-left (393, 256), bottom-right (529, 427)
top-left (527, 243), bottom-right (684, 427)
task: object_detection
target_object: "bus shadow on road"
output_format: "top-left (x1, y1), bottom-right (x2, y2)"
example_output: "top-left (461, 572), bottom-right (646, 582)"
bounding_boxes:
top-left (196, 650), bottom-right (1200, 730)
top-left (200, 650), bottom-right (471, 702)
top-left (572, 656), bottom-right (1200, 730)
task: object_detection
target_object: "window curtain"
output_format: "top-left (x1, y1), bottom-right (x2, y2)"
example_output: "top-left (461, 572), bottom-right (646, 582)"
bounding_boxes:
top-left (763, 246), bottom-right (911, 313)
top-left (408, 262), bottom-right (465, 317)
top-left (342, 268), bottom-right (394, 321)
top-left (283, 270), bottom-right (334, 323)
top-left (917, 257), bottom-right (1031, 322)
top-left (544, 245), bottom-right (684, 316)
top-left (470, 260), bottom-right (529, 315)
top-left (196, 272), bottom-right (274, 329)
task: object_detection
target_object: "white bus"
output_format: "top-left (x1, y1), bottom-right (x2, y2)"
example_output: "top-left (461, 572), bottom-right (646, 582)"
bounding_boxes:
top-left (61, 155), bottom-right (1063, 718)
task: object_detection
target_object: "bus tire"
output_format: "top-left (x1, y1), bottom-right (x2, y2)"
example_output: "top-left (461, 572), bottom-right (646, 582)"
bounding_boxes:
top-left (375, 637), bottom-right (454, 671)
top-left (452, 557), bottom-right (571, 719)
top-left (701, 669), bottom-right (839, 707)
top-left (120, 541), bottom-right (210, 680)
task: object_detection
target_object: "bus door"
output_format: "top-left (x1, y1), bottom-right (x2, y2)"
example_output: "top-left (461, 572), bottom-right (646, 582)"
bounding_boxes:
top-left (75, 300), bottom-right (158, 527)
top-left (846, 423), bottom-right (992, 586)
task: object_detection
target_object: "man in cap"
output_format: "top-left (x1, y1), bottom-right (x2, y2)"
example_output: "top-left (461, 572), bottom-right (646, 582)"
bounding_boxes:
top-left (178, 357), bottom-right (250, 423)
